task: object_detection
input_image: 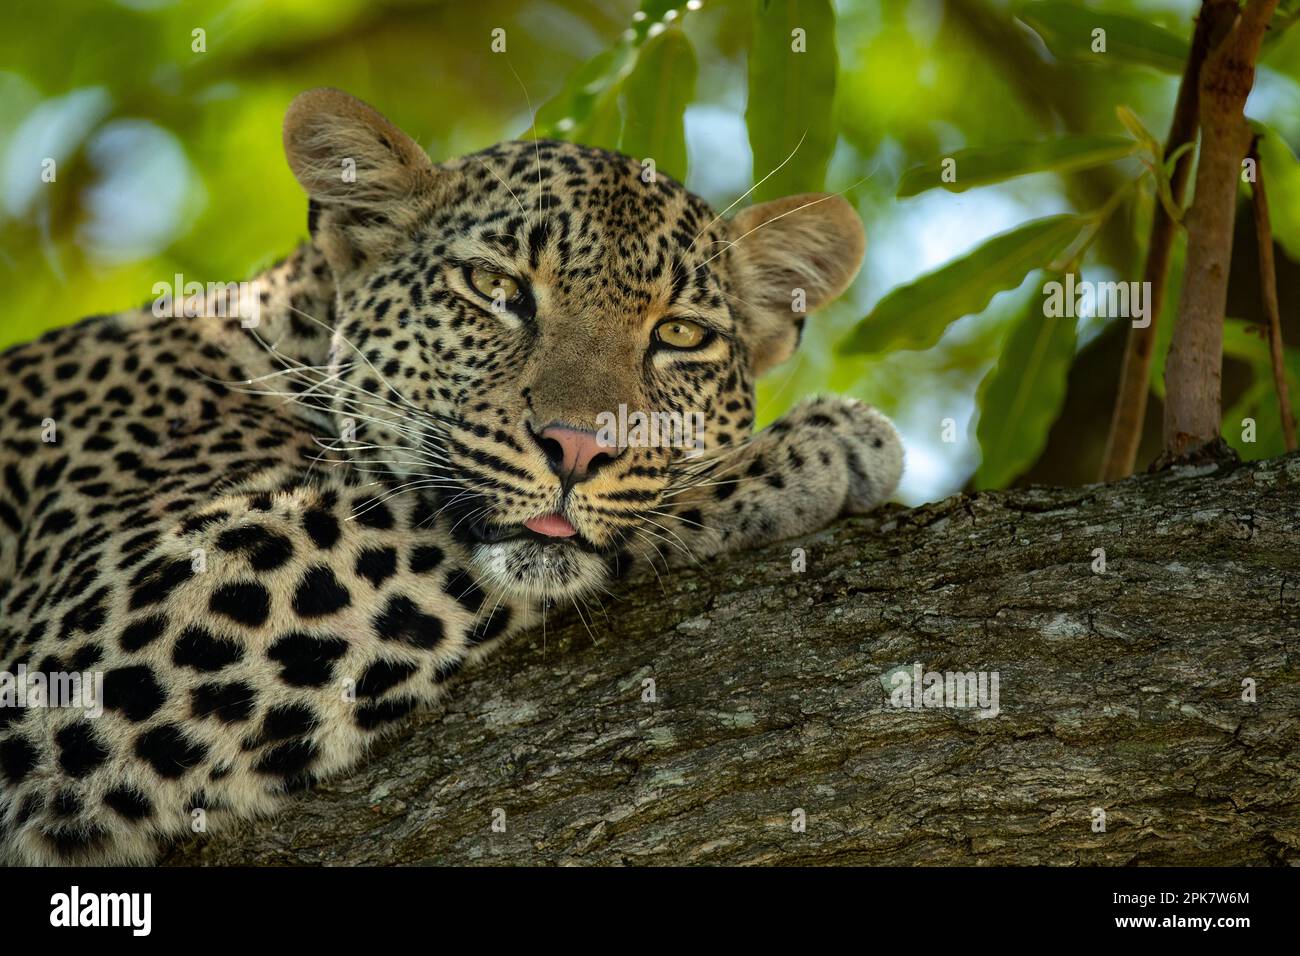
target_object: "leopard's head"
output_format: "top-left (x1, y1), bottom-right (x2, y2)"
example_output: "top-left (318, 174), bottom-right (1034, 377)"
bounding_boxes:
top-left (283, 88), bottom-right (865, 599)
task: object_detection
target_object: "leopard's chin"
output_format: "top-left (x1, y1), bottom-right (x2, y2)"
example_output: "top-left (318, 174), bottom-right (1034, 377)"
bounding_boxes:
top-left (469, 538), bottom-right (610, 602)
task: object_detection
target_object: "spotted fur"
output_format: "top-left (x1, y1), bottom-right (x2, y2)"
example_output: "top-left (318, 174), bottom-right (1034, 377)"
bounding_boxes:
top-left (0, 89), bottom-right (902, 864)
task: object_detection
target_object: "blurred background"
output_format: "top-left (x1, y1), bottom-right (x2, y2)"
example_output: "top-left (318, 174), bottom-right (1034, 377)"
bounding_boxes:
top-left (1, 0), bottom-right (1297, 505)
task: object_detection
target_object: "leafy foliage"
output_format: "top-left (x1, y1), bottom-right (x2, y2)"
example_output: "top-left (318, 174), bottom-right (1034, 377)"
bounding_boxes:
top-left (1015, 2), bottom-right (1190, 73)
top-left (897, 136), bottom-right (1137, 197)
top-left (2, 0), bottom-right (1298, 503)
top-left (840, 215), bottom-right (1085, 355)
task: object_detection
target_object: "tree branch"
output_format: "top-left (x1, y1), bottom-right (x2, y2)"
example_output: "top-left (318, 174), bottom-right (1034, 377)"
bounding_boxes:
top-left (1162, 0), bottom-right (1280, 462)
top-left (165, 454), bottom-right (1300, 866)
top-left (1249, 136), bottom-right (1298, 452)
top-left (1099, 0), bottom-right (1236, 481)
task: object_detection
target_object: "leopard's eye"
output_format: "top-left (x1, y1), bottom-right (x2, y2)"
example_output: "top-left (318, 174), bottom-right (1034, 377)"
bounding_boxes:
top-left (654, 318), bottom-right (709, 350)
top-left (468, 268), bottom-right (520, 303)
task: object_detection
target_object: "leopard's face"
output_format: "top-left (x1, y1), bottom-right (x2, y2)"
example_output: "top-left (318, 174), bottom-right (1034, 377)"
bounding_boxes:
top-left (284, 90), bottom-right (865, 601)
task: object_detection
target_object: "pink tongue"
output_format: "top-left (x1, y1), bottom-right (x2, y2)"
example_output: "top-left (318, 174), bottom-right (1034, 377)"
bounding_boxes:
top-left (524, 513), bottom-right (577, 538)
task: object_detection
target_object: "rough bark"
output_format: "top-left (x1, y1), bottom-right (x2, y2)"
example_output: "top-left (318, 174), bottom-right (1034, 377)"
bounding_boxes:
top-left (166, 455), bottom-right (1300, 866)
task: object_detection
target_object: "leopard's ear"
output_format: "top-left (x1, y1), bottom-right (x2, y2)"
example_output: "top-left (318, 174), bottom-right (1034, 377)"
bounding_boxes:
top-left (283, 88), bottom-right (439, 269)
top-left (727, 193), bottom-right (865, 376)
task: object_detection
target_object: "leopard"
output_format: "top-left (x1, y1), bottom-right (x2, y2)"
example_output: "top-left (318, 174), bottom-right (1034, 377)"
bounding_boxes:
top-left (0, 88), bottom-right (903, 865)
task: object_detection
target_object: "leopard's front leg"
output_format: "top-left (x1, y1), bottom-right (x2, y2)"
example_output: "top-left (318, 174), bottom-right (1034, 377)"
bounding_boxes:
top-left (647, 396), bottom-right (904, 567)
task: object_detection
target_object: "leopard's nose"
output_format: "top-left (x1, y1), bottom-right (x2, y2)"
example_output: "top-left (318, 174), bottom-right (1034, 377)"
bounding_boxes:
top-left (531, 423), bottom-right (619, 483)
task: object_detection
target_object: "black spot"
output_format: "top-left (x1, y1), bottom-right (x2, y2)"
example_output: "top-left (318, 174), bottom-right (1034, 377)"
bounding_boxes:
top-left (191, 681), bottom-right (256, 723)
top-left (409, 545), bottom-right (443, 574)
top-left (261, 703), bottom-right (317, 741)
top-left (267, 632), bottom-right (348, 687)
top-left (442, 569), bottom-right (484, 613)
top-left (35, 456), bottom-right (69, 488)
top-left (128, 556), bottom-right (192, 610)
top-left (126, 423), bottom-right (159, 447)
top-left (69, 643), bottom-right (103, 670)
top-left (372, 595), bottom-right (444, 649)
top-left (103, 786), bottom-right (154, 821)
top-left (253, 739), bottom-right (319, 777)
top-left (15, 793), bottom-right (43, 824)
top-left (120, 613), bottom-right (167, 651)
top-left (102, 665), bottom-right (167, 722)
top-left (356, 697), bottom-right (418, 730)
top-left (44, 824), bottom-right (110, 856)
top-left (352, 498), bottom-right (394, 529)
top-left (179, 510), bottom-right (229, 535)
top-left (356, 658), bottom-right (418, 698)
top-left (354, 547), bottom-right (398, 588)
top-left (292, 566), bottom-right (352, 617)
top-left (209, 581), bottom-right (271, 627)
top-left (135, 724), bottom-right (209, 778)
top-left (0, 736), bottom-right (38, 783)
top-left (173, 625), bottom-right (244, 672)
top-left (469, 605), bottom-right (512, 646)
top-left (56, 722), bottom-right (109, 777)
top-left (303, 508), bottom-right (340, 549)
top-left (37, 509), bottom-right (76, 538)
top-left (215, 525), bottom-right (294, 571)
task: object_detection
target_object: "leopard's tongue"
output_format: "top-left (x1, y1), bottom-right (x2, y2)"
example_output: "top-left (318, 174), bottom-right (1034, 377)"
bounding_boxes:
top-left (524, 513), bottom-right (577, 538)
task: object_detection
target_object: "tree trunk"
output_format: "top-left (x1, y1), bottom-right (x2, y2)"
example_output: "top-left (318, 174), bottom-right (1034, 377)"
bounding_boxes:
top-left (165, 454), bottom-right (1300, 866)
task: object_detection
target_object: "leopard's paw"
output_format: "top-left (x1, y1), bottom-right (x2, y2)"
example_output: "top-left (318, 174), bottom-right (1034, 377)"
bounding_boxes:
top-left (789, 396), bottom-right (904, 515)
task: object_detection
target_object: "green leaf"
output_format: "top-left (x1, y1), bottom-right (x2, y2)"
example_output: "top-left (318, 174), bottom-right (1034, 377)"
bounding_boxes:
top-left (534, 2), bottom-right (703, 143)
top-left (974, 274), bottom-right (1079, 489)
top-left (746, 0), bottom-right (838, 201)
top-left (1016, 2), bottom-right (1190, 74)
top-left (839, 215), bottom-right (1086, 355)
top-left (1115, 106), bottom-right (1157, 149)
top-left (578, 84), bottom-right (625, 151)
top-left (897, 135), bottom-right (1136, 197)
top-left (535, 45), bottom-right (636, 141)
top-left (618, 27), bottom-right (697, 181)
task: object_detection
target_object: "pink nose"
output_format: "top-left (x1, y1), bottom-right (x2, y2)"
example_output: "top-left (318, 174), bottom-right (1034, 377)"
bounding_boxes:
top-left (533, 424), bottom-right (617, 482)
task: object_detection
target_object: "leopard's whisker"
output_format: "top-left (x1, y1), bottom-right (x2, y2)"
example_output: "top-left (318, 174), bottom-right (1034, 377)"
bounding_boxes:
top-left (688, 129), bottom-right (808, 250)
top-left (697, 177), bottom-right (870, 270)
top-left (473, 156), bottom-right (527, 216)
top-left (283, 302), bottom-right (432, 418)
